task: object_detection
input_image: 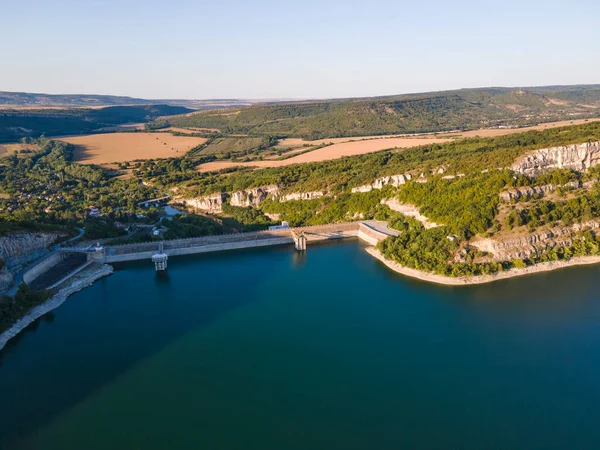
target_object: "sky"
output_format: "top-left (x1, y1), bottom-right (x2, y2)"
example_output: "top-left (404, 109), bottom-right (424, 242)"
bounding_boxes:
top-left (1, 0), bottom-right (599, 100)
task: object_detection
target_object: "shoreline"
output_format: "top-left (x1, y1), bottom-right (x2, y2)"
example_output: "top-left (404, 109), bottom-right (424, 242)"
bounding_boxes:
top-left (0, 263), bottom-right (114, 352)
top-left (365, 247), bottom-right (600, 286)
top-left (3, 244), bottom-right (600, 351)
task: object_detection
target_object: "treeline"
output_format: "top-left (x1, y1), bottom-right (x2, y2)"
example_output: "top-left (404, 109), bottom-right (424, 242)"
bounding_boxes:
top-left (163, 215), bottom-right (225, 239)
top-left (221, 204), bottom-right (275, 231)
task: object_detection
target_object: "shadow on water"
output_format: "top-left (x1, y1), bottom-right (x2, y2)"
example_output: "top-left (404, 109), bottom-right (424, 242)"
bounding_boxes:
top-left (291, 249), bottom-right (307, 268)
top-left (154, 270), bottom-right (170, 283)
top-left (0, 244), bottom-right (299, 448)
top-left (0, 312), bottom-right (54, 364)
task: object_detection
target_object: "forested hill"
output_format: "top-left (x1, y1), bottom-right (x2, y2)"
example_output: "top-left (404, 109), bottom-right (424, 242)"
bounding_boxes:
top-left (0, 91), bottom-right (253, 109)
top-left (157, 85), bottom-right (600, 139)
top-left (0, 105), bottom-right (193, 143)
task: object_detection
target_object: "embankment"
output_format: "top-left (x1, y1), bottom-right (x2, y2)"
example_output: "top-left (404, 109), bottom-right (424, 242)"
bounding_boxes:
top-left (366, 247), bottom-right (600, 286)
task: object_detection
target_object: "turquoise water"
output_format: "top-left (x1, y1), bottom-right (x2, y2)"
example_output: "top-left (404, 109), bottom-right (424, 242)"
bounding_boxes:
top-left (1, 241), bottom-right (600, 450)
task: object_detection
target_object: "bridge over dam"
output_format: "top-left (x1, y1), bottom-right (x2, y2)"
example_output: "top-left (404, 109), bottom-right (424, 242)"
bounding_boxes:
top-left (101, 221), bottom-right (398, 265)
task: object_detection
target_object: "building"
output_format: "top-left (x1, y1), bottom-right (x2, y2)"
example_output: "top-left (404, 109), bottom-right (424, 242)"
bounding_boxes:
top-left (268, 221), bottom-right (290, 231)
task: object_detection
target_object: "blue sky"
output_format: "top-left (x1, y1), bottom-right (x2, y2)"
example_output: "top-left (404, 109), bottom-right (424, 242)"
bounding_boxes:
top-left (1, 0), bottom-right (598, 99)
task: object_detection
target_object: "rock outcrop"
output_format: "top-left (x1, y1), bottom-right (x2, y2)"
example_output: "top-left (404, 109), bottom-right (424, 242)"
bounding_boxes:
top-left (471, 220), bottom-right (600, 261)
top-left (181, 193), bottom-right (228, 212)
top-left (499, 180), bottom-right (580, 202)
top-left (382, 198), bottom-right (441, 228)
top-left (230, 185), bottom-right (280, 207)
top-left (351, 174), bottom-right (412, 193)
top-left (0, 232), bottom-right (64, 271)
top-left (279, 191), bottom-right (324, 202)
top-left (512, 141), bottom-right (600, 176)
top-left (179, 186), bottom-right (321, 211)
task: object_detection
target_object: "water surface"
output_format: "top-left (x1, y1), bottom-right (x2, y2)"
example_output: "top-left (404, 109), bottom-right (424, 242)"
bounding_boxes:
top-left (1, 241), bottom-right (600, 450)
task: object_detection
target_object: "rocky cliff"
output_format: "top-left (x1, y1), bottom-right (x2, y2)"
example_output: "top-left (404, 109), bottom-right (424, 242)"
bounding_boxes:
top-left (0, 232), bottom-right (66, 293)
top-left (279, 191), bottom-right (324, 202)
top-left (382, 198), bottom-right (441, 228)
top-left (499, 180), bottom-right (581, 202)
top-left (471, 220), bottom-right (600, 261)
top-left (180, 193), bottom-right (227, 212)
top-left (351, 174), bottom-right (412, 193)
top-left (0, 232), bottom-right (64, 270)
top-left (230, 185), bottom-right (280, 207)
top-left (180, 185), bottom-right (322, 212)
top-left (512, 141), bottom-right (600, 176)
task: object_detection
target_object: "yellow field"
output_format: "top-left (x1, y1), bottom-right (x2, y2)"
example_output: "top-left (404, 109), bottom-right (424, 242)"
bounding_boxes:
top-left (0, 143), bottom-right (39, 156)
top-left (60, 133), bottom-right (207, 165)
top-left (197, 118), bottom-right (600, 172)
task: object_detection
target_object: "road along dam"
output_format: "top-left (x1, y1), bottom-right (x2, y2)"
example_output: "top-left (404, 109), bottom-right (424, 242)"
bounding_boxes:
top-left (20, 221), bottom-right (398, 289)
top-left (101, 221), bottom-right (397, 264)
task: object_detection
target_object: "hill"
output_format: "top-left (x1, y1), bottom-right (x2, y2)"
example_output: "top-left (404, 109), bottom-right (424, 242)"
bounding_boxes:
top-left (158, 85), bottom-right (600, 139)
top-left (0, 91), bottom-right (254, 109)
top-left (0, 105), bottom-right (194, 143)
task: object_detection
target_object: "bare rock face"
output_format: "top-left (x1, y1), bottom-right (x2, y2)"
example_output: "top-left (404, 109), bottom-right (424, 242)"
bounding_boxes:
top-left (181, 193), bottom-right (228, 212)
top-left (230, 185), bottom-right (280, 207)
top-left (280, 191), bottom-right (324, 202)
top-left (351, 174), bottom-right (412, 193)
top-left (471, 220), bottom-right (600, 261)
top-left (499, 180), bottom-right (581, 202)
top-left (512, 141), bottom-right (600, 176)
top-left (381, 198), bottom-right (441, 228)
top-left (0, 232), bottom-right (64, 272)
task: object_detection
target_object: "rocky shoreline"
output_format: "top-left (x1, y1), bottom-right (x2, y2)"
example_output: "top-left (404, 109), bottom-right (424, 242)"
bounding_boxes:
top-left (366, 247), bottom-right (600, 286)
top-left (0, 263), bottom-right (114, 351)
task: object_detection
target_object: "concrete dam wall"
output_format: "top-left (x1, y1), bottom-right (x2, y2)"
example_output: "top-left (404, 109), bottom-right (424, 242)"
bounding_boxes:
top-left (102, 222), bottom-right (395, 264)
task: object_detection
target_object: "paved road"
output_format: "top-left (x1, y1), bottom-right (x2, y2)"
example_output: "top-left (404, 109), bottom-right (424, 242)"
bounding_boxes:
top-left (361, 220), bottom-right (400, 237)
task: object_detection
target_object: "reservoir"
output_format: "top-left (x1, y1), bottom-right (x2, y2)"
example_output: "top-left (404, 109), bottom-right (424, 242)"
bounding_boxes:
top-left (1, 241), bottom-right (600, 449)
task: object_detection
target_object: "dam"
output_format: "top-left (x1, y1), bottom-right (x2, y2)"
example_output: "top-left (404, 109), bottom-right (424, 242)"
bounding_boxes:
top-left (21, 221), bottom-right (398, 289)
top-left (100, 221), bottom-right (396, 264)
